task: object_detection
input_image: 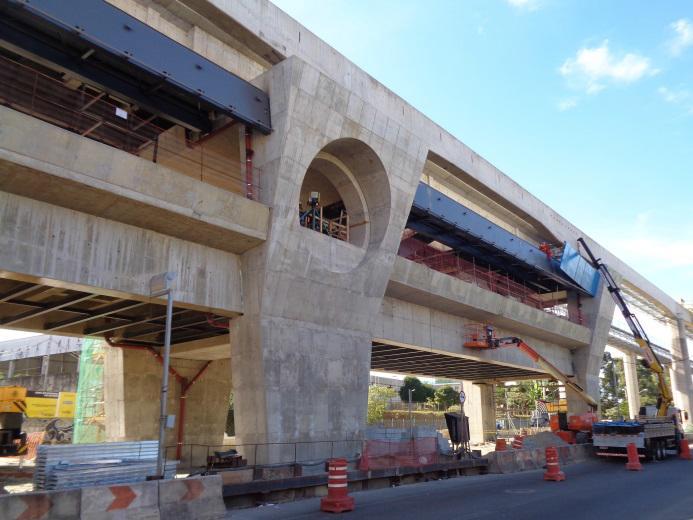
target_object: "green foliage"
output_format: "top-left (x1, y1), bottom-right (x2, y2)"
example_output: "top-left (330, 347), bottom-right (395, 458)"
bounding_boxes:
top-left (495, 380), bottom-right (556, 416)
top-left (399, 376), bottom-right (435, 403)
top-left (599, 351), bottom-right (670, 419)
top-left (434, 385), bottom-right (460, 409)
top-left (367, 385), bottom-right (397, 424)
top-left (600, 351), bottom-right (626, 419)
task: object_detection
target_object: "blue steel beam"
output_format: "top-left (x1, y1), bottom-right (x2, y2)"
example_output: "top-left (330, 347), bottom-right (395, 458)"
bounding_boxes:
top-left (0, 0), bottom-right (271, 133)
top-left (408, 183), bottom-right (598, 296)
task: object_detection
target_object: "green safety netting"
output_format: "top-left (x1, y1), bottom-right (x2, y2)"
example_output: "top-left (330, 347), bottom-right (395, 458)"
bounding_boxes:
top-left (72, 338), bottom-right (106, 444)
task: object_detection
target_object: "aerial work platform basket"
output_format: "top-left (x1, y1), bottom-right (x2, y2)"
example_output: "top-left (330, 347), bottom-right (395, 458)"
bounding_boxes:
top-left (462, 323), bottom-right (496, 349)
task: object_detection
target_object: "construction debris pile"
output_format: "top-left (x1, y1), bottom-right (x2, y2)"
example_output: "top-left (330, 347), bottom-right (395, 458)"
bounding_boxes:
top-left (34, 441), bottom-right (176, 490)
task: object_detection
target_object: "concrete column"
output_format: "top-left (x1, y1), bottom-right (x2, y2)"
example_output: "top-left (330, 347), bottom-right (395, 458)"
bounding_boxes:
top-left (622, 352), bottom-right (640, 419)
top-left (568, 276), bottom-right (616, 415)
top-left (670, 317), bottom-right (692, 425)
top-left (228, 58), bottom-right (425, 463)
top-left (461, 381), bottom-right (495, 444)
top-left (7, 359), bottom-right (15, 379)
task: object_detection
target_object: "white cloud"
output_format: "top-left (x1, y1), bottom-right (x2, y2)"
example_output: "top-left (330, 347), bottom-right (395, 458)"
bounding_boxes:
top-left (506, 0), bottom-right (540, 11)
top-left (604, 211), bottom-right (693, 301)
top-left (658, 86), bottom-right (689, 104)
top-left (657, 86), bottom-right (693, 115)
top-left (669, 18), bottom-right (693, 56)
top-left (559, 40), bottom-right (657, 94)
top-left (557, 98), bottom-right (577, 111)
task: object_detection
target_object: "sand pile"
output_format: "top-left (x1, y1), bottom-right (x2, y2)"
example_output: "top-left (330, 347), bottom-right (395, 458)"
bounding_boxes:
top-left (521, 431), bottom-right (568, 450)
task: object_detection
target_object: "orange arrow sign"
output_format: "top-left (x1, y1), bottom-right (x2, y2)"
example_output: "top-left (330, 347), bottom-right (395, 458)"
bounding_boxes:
top-left (18, 495), bottom-right (51, 520)
top-left (107, 485), bottom-right (137, 511)
top-left (182, 480), bottom-right (204, 501)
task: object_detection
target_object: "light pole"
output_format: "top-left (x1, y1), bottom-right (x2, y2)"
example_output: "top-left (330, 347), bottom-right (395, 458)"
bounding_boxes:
top-left (408, 388), bottom-right (415, 439)
top-left (150, 272), bottom-right (176, 479)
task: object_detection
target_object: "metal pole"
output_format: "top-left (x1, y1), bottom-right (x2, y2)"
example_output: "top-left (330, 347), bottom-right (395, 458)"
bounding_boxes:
top-left (156, 287), bottom-right (174, 478)
top-left (150, 271), bottom-right (176, 480)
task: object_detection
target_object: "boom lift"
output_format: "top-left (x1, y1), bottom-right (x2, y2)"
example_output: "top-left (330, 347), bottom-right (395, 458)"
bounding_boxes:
top-left (464, 328), bottom-right (598, 442)
top-left (577, 238), bottom-right (685, 460)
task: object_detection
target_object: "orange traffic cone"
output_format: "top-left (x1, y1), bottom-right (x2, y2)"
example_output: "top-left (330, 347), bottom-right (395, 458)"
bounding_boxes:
top-left (511, 435), bottom-right (524, 450)
top-left (495, 438), bottom-right (507, 452)
top-left (625, 442), bottom-right (642, 471)
top-left (320, 458), bottom-right (354, 513)
top-left (680, 439), bottom-right (692, 460)
top-left (543, 446), bottom-right (565, 481)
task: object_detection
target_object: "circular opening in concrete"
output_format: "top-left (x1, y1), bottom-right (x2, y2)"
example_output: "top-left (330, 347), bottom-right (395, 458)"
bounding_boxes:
top-left (299, 138), bottom-right (390, 250)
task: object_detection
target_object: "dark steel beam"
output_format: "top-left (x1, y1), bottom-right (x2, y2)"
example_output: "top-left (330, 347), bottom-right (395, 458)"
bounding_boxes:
top-left (122, 317), bottom-right (210, 340)
top-left (0, 283), bottom-right (42, 302)
top-left (0, 0), bottom-right (271, 133)
top-left (0, 292), bottom-right (96, 326)
top-left (85, 309), bottom-right (189, 335)
top-left (44, 300), bottom-right (149, 331)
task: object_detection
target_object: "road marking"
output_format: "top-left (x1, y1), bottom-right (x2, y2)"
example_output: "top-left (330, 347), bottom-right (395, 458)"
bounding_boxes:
top-left (504, 488), bottom-right (536, 494)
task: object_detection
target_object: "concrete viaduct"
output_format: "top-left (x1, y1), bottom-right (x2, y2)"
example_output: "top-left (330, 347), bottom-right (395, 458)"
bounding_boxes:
top-left (0, 0), bottom-right (690, 459)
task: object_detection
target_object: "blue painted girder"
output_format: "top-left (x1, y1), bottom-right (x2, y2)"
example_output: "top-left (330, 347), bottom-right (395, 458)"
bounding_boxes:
top-left (408, 183), bottom-right (598, 296)
top-left (1, 0), bottom-right (271, 133)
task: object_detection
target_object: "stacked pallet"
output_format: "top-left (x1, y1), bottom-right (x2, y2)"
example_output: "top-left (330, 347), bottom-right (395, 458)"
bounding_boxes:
top-left (34, 441), bottom-right (176, 490)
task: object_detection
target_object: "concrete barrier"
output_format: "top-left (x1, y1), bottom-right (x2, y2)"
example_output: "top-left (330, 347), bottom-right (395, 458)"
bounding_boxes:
top-left (81, 481), bottom-right (159, 520)
top-left (158, 475), bottom-right (225, 520)
top-left (487, 444), bottom-right (593, 474)
top-left (0, 488), bottom-right (80, 519)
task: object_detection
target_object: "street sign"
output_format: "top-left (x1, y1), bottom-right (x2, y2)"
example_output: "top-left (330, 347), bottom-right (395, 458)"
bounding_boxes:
top-left (459, 390), bottom-right (466, 405)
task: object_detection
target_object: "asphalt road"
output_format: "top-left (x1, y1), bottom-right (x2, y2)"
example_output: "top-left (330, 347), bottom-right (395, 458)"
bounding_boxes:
top-left (229, 458), bottom-right (693, 520)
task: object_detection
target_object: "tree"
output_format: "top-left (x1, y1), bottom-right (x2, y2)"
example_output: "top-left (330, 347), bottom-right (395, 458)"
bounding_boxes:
top-left (399, 376), bottom-right (435, 403)
top-left (434, 385), bottom-right (460, 409)
top-left (367, 385), bottom-right (397, 424)
top-left (600, 352), bottom-right (626, 419)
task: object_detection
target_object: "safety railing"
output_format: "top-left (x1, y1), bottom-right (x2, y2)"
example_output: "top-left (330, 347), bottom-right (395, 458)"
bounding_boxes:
top-left (0, 54), bottom-right (260, 199)
top-left (166, 439), bottom-right (364, 473)
top-left (401, 242), bottom-right (578, 323)
top-left (165, 436), bottom-right (451, 475)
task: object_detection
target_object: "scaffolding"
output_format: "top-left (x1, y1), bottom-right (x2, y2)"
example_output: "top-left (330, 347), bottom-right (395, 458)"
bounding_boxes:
top-left (72, 339), bottom-right (106, 444)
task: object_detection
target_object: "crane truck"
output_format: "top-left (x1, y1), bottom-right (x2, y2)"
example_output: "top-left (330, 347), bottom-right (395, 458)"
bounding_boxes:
top-left (463, 238), bottom-right (687, 461)
top-left (577, 238), bottom-right (686, 461)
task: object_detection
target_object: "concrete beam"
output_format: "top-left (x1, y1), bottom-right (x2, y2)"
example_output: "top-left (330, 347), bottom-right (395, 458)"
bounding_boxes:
top-left (375, 296), bottom-right (575, 377)
top-left (0, 191), bottom-right (244, 315)
top-left (0, 106), bottom-right (269, 254)
top-left (387, 257), bottom-right (591, 349)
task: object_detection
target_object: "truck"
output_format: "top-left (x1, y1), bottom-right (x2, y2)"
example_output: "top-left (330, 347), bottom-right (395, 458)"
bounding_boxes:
top-left (578, 237), bottom-right (687, 461)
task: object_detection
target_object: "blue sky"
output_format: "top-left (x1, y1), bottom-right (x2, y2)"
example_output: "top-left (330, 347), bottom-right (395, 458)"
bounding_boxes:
top-left (273, 0), bottom-right (693, 304)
